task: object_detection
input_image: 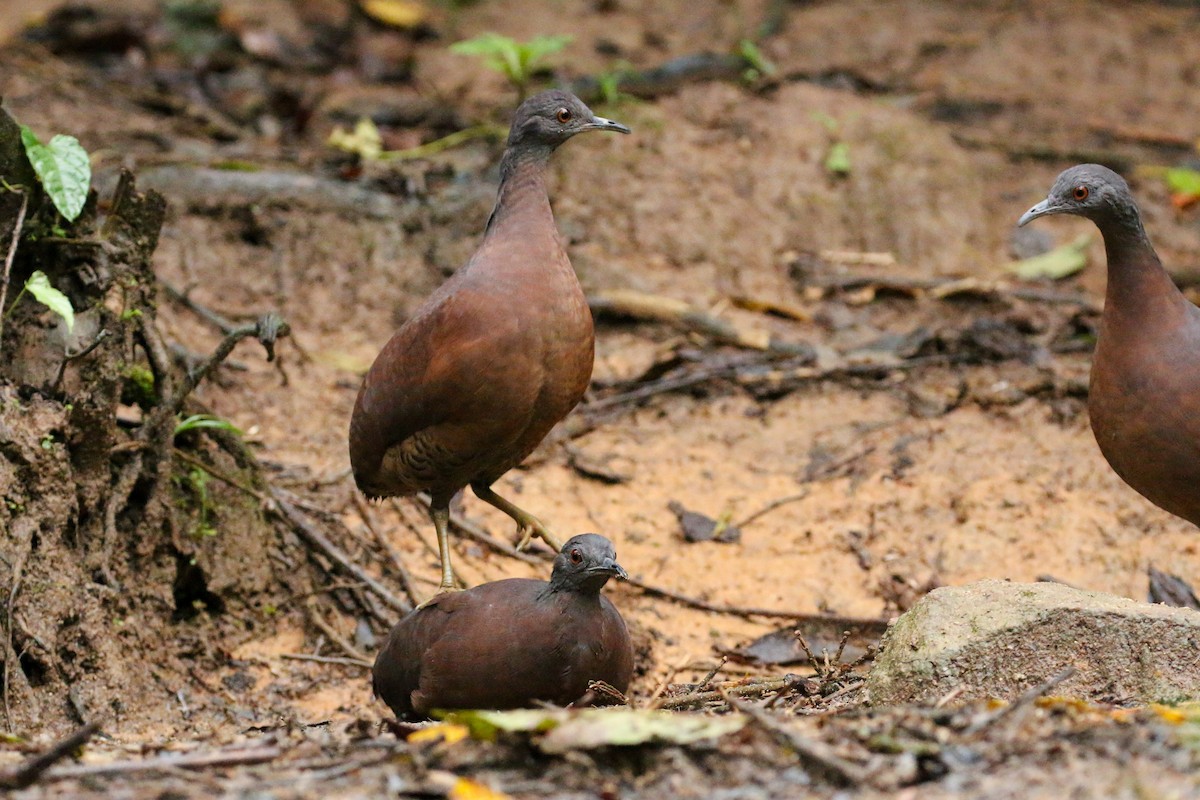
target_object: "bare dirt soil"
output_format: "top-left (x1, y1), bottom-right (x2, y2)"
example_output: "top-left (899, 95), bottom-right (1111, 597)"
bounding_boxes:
top-left (3, 0), bottom-right (1200, 797)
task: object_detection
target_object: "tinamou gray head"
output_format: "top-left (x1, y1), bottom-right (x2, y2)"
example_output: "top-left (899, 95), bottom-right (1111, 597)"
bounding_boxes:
top-left (549, 533), bottom-right (627, 593)
top-left (1018, 164), bottom-right (1139, 228)
top-left (507, 89), bottom-right (630, 150)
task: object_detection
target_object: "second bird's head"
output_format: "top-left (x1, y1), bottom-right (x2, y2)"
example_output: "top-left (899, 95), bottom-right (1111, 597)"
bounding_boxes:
top-left (507, 89), bottom-right (630, 150)
top-left (1018, 163), bottom-right (1137, 228)
top-left (550, 533), bottom-right (627, 593)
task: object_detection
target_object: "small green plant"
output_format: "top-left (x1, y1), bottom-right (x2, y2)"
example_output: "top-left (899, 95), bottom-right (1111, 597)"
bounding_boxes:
top-left (3, 270), bottom-right (75, 332)
top-left (737, 39), bottom-right (776, 82)
top-left (174, 413), bottom-right (242, 438)
top-left (450, 33), bottom-right (572, 99)
top-left (811, 112), bottom-right (852, 178)
top-left (594, 61), bottom-right (637, 107)
top-left (1163, 166), bottom-right (1200, 208)
top-left (121, 364), bottom-right (157, 408)
top-left (175, 465), bottom-right (218, 540)
top-left (20, 125), bottom-right (91, 222)
top-left (40, 433), bottom-right (55, 450)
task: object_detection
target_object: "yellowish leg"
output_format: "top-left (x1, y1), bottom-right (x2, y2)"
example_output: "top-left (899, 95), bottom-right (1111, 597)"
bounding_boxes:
top-left (471, 484), bottom-right (564, 552)
top-left (415, 503), bottom-right (461, 610)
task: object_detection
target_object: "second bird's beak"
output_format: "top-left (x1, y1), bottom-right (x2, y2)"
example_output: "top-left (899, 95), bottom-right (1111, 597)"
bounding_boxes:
top-left (584, 116), bottom-right (631, 135)
top-left (1017, 198), bottom-right (1056, 227)
top-left (593, 558), bottom-right (628, 579)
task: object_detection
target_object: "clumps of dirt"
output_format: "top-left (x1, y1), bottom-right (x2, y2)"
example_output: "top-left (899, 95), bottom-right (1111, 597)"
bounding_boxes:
top-left (0, 106), bottom-right (303, 736)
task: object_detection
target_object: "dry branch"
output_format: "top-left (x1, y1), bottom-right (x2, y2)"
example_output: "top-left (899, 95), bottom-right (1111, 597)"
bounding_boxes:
top-left (159, 315), bottom-right (289, 421)
top-left (0, 721), bottom-right (101, 790)
top-left (589, 289), bottom-right (814, 356)
top-left (727, 691), bottom-right (869, 787)
top-left (272, 489), bottom-right (409, 616)
top-left (0, 190), bottom-right (27, 353)
top-left (41, 745), bottom-right (282, 780)
top-left (622, 573), bottom-right (882, 626)
top-left (281, 653), bottom-right (372, 669)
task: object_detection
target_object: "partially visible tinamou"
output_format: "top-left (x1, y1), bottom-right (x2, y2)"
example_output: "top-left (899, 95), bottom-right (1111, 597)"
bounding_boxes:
top-left (1020, 164), bottom-right (1200, 528)
top-left (348, 90), bottom-right (630, 600)
top-left (372, 534), bottom-right (634, 719)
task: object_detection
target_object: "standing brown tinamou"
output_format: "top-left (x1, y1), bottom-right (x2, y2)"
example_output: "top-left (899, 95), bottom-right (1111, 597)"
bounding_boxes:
top-left (349, 91), bottom-right (630, 598)
top-left (372, 533), bottom-right (634, 719)
top-left (1019, 164), bottom-right (1200, 528)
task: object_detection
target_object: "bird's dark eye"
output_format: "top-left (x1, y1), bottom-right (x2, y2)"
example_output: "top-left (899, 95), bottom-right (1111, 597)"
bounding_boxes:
top-left (555, 107), bottom-right (572, 124)
top-left (569, 548), bottom-right (583, 564)
top-left (1072, 185), bottom-right (1089, 201)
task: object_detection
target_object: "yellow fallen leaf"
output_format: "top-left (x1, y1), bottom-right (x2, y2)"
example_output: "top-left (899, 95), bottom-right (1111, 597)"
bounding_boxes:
top-left (360, 0), bottom-right (426, 28)
top-left (328, 117), bottom-right (382, 161)
top-left (449, 777), bottom-right (511, 800)
top-left (407, 722), bottom-right (470, 745)
top-left (1149, 704), bottom-right (1186, 725)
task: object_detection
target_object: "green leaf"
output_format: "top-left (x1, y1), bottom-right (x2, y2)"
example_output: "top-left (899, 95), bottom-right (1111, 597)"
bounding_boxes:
top-left (538, 708), bottom-right (746, 754)
top-left (23, 271), bottom-right (74, 333)
top-left (738, 39), bottom-right (775, 76)
top-left (519, 34), bottom-right (572, 68)
top-left (824, 141), bottom-right (851, 176)
top-left (450, 33), bottom-right (571, 88)
top-left (174, 414), bottom-right (243, 437)
top-left (450, 33), bottom-right (521, 80)
top-left (20, 126), bottom-right (91, 222)
top-left (1007, 234), bottom-right (1091, 281)
top-left (444, 708), bottom-right (563, 741)
top-left (1166, 167), bottom-right (1200, 197)
top-left (443, 707), bottom-right (746, 754)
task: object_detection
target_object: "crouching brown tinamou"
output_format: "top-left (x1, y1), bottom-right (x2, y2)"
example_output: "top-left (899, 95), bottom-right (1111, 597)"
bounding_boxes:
top-left (372, 534), bottom-right (634, 719)
top-left (1019, 164), bottom-right (1200, 528)
top-left (348, 90), bottom-right (630, 600)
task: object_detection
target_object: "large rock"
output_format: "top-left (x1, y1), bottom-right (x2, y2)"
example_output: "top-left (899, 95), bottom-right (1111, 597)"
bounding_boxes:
top-left (867, 579), bottom-right (1200, 706)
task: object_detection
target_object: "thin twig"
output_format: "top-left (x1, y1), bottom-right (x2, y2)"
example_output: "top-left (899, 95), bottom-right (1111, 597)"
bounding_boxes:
top-left (159, 316), bottom-right (289, 421)
top-left (695, 657), bottom-right (728, 692)
top-left (41, 745), bottom-right (282, 780)
top-left (96, 452), bottom-right (142, 589)
top-left (588, 289), bottom-right (813, 355)
top-left (173, 448), bottom-right (265, 502)
top-left (160, 279), bottom-right (237, 333)
top-left (646, 653), bottom-right (692, 709)
top-left (51, 329), bottom-right (112, 391)
top-left (3, 523), bottom-right (33, 729)
top-left (622, 573), bottom-right (881, 624)
top-left (964, 666), bottom-right (1078, 735)
top-left (658, 675), bottom-right (806, 711)
top-left (0, 190), bottom-right (28, 353)
top-left (353, 493), bottom-right (418, 610)
top-left (734, 490), bottom-right (810, 529)
top-left (377, 124), bottom-right (504, 161)
top-left (272, 489), bottom-right (408, 615)
top-left (280, 653), bottom-right (372, 669)
top-left (0, 721), bottom-right (101, 790)
top-left (725, 690), bottom-right (869, 787)
top-left (304, 598), bottom-right (370, 664)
